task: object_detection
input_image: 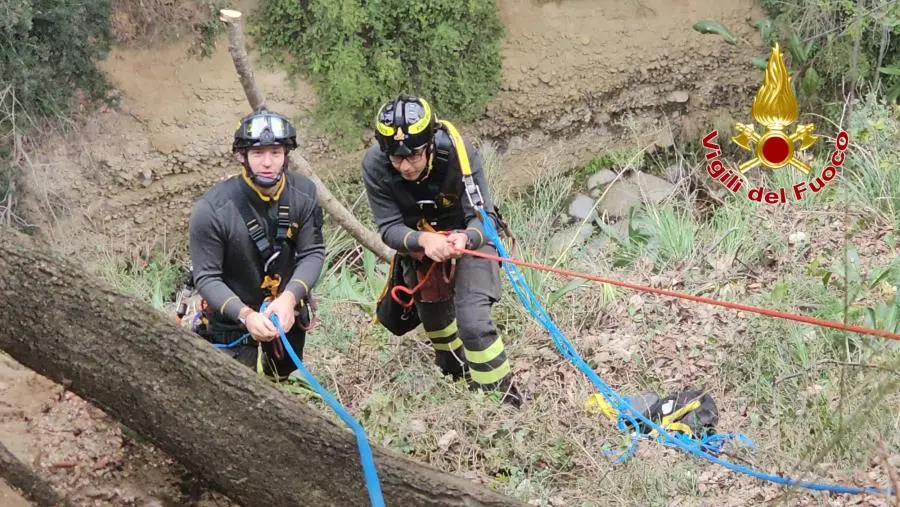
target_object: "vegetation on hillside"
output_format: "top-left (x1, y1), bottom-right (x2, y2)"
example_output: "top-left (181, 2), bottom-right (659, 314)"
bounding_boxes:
top-left (757, 0), bottom-right (900, 105)
top-left (247, 0), bottom-right (505, 149)
top-left (0, 0), bottom-right (224, 229)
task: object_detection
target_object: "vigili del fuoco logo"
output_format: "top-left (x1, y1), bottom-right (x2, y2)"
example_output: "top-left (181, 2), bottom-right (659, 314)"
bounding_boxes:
top-left (701, 43), bottom-right (850, 204)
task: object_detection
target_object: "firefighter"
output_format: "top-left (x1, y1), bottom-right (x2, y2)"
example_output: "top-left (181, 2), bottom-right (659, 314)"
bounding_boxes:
top-left (363, 94), bottom-right (521, 407)
top-left (187, 108), bottom-right (326, 379)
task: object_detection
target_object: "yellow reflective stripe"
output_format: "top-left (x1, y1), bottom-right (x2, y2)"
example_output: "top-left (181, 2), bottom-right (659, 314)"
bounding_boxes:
top-left (432, 337), bottom-right (463, 351)
top-left (402, 230), bottom-right (416, 250)
top-left (440, 120), bottom-right (472, 177)
top-left (407, 98), bottom-right (432, 134)
top-left (375, 112), bottom-right (395, 136)
top-left (469, 361), bottom-right (510, 385)
top-left (464, 338), bottom-right (505, 364)
top-left (219, 295), bottom-right (239, 315)
top-left (426, 320), bottom-right (458, 339)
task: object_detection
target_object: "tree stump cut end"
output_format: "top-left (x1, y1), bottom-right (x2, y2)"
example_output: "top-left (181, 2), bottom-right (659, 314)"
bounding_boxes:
top-left (219, 9), bottom-right (243, 22)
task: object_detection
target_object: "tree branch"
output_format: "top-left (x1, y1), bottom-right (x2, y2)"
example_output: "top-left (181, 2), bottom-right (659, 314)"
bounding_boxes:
top-left (0, 229), bottom-right (524, 507)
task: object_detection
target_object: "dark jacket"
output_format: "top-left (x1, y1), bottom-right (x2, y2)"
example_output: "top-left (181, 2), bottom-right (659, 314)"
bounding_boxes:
top-left (362, 131), bottom-right (496, 253)
top-left (188, 171), bottom-right (326, 329)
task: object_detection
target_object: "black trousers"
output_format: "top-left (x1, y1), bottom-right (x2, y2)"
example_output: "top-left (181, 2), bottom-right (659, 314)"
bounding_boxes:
top-left (205, 319), bottom-right (307, 380)
top-left (400, 243), bottom-right (512, 390)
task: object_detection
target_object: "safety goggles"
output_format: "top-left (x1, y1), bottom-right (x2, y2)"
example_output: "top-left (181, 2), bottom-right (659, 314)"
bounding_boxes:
top-left (389, 146), bottom-right (427, 162)
top-left (245, 114), bottom-right (291, 141)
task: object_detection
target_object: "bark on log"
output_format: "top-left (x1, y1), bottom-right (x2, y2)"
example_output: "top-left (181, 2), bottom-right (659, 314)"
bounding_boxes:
top-left (0, 441), bottom-right (70, 507)
top-left (219, 9), bottom-right (396, 263)
top-left (0, 230), bottom-right (524, 507)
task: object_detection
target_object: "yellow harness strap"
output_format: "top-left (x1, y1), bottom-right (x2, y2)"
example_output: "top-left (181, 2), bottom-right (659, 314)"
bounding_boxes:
top-left (440, 120), bottom-right (473, 177)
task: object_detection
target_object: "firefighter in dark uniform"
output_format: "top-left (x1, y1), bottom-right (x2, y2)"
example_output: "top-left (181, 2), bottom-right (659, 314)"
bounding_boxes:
top-left (362, 94), bottom-right (521, 407)
top-left (188, 109), bottom-right (326, 379)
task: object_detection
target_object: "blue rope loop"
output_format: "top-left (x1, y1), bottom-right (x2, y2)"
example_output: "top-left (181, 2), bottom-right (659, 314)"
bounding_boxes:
top-left (212, 333), bottom-right (250, 349)
top-left (476, 207), bottom-right (895, 497)
top-left (211, 303), bottom-right (385, 507)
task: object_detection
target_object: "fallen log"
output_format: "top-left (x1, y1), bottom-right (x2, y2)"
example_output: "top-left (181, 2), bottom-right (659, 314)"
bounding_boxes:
top-left (0, 441), bottom-right (70, 507)
top-left (0, 230), bottom-right (524, 507)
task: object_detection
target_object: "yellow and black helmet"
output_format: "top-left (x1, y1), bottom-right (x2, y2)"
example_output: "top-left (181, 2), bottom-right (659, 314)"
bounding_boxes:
top-left (374, 94), bottom-right (436, 156)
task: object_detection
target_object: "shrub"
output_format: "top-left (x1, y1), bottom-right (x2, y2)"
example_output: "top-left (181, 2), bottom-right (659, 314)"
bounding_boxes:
top-left (248, 0), bottom-right (505, 149)
top-left (0, 0), bottom-right (117, 125)
top-left (758, 0), bottom-right (900, 104)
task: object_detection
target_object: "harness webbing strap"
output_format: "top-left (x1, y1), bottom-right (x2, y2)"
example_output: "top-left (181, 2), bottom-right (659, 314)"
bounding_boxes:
top-left (230, 177), bottom-right (294, 279)
top-left (439, 120), bottom-right (484, 209)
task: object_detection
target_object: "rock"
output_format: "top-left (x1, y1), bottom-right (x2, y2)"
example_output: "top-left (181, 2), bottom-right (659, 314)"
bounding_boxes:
top-left (655, 129), bottom-right (675, 150)
top-left (596, 181), bottom-right (644, 218)
top-left (789, 231), bottom-right (808, 245)
top-left (539, 74), bottom-right (554, 86)
top-left (140, 169), bottom-right (153, 187)
top-left (587, 169), bottom-right (617, 190)
top-left (667, 90), bottom-right (691, 103)
top-left (437, 430), bottom-right (458, 451)
top-left (631, 171), bottom-right (676, 202)
top-left (567, 194), bottom-right (597, 221)
top-left (579, 36), bottom-right (590, 45)
top-left (548, 224), bottom-right (596, 258)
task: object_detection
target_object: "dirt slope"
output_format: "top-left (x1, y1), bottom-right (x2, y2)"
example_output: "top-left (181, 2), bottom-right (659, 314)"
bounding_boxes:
top-left (480, 0), bottom-right (765, 177)
top-left (19, 0), bottom-right (766, 259)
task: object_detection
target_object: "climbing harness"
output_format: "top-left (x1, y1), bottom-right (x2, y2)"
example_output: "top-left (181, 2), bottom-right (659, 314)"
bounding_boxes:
top-left (176, 175), bottom-right (318, 338)
top-left (438, 118), bottom-right (895, 496)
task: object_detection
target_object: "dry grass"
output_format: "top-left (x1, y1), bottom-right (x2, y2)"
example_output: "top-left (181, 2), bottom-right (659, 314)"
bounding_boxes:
top-left (289, 116), bottom-right (900, 505)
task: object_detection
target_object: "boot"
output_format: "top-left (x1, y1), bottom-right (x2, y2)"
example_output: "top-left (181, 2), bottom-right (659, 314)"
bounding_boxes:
top-left (498, 378), bottom-right (523, 408)
top-left (470, 375), bottom-right (523, 408)
top-left (435, 351), bottom-right (468, 381)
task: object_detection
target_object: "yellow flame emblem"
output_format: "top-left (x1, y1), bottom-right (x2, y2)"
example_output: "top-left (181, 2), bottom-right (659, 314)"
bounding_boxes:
top-left (393, 127), bottom-right (405, 141)
top-left (731, 43), bottom-right (818, 174)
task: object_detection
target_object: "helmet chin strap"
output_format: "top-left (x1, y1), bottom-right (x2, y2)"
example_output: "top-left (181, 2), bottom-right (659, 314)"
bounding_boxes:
top-left (242, 154), bottom-right (289, 189)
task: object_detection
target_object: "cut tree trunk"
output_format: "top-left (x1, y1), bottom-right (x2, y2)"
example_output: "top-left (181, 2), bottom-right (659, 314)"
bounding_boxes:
top-left (219, 9), bottom-right (396, 263)
top-left (0, 230), bottom-right (523, 507)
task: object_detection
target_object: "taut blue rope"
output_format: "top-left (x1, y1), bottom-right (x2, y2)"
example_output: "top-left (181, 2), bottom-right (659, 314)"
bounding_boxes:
top-left (477, 206), bottom-right (893, 497)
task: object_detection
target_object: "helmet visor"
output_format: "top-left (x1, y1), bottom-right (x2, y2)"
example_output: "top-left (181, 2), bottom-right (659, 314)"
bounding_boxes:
top-left (245, 115), bottom-right (290, 142)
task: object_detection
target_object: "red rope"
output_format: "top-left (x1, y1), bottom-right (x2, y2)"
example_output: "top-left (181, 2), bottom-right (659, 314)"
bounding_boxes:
top-left (457, 248), bottom-right (900, 342)
top-left (390, 261), bottom-right (439, 308)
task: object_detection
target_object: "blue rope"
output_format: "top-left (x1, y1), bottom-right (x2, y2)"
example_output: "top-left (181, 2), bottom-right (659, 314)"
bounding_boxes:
top-left (212, 333), bottom-right (249, 349)
top-left (477, 207), bottom-right (894, 497)
top-left (211, 305), bottom-right (385, 506)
